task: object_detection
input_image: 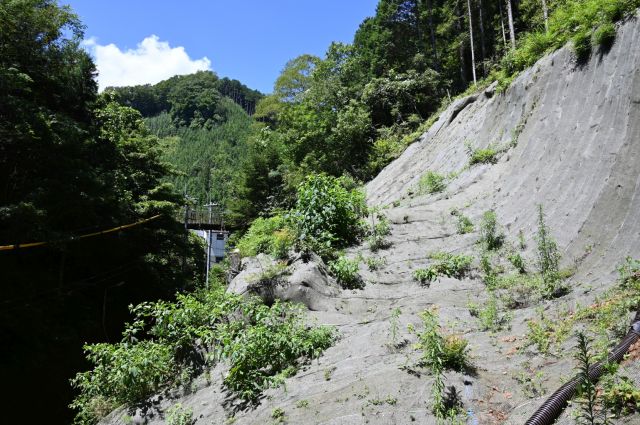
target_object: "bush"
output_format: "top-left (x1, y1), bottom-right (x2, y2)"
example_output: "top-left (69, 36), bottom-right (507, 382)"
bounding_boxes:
top-left (593, 22), bottom-right (616, 47)
top-left (413, 252), bottom-right (473, 285)
top-left (618, 256), bottom-right (640, 287)
top-left (479, 210), bottom-right (503, 250)
top-left (70, 286), bottom-right (335, 424)
top-left (236, 215), bottom-right (293, 259)
top-left (367, 212), bottom-right (391, 251)
top-left (166, 404), bottom-right (194, 425)
top-left (291, 174), bottom-right (366, 260)
top-left (329, 256), bottom-right (362, 289)
top-left (467, 142), bottom-right (498, 165)
top-left (418, 171), bottom-right (446, 194)
top-left (507, 252), bottom-right (527, 274)
top-left (417, 310), bottom-right (470, 372)
top-left (572, 30), bottom-right (592, 60)
top-left (456, 214), bottom-right (474, 234)
top-left (535, 205), bottom-right (561, 288)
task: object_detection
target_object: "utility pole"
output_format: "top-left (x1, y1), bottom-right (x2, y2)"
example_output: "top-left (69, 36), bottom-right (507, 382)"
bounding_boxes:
top-left (203, 201), bottom-right (218, 287)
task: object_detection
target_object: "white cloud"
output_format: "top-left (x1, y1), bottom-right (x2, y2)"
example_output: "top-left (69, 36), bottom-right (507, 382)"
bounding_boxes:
top-left (83, 35), bottom-right (212, 91)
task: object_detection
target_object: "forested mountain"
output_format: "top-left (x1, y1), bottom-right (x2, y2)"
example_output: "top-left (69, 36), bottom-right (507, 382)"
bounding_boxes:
top-left (2, 0), bottom-right (639, 424)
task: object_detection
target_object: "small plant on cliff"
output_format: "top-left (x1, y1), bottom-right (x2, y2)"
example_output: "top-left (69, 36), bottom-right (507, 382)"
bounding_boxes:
top-left (418, 171), bottom-right (447, 194)
top-left (535, 205), bottom-right (562, 295)
top-left (367, 211), bottom-right (392, 251)
top-left (479, 210), bottom-right (503, 250)
top-left (329, 256), bottom-right (363, 289)
top-left (466, 142), bottom-right (498, 166)
top-left (166, 404), bottom-right (195, 425)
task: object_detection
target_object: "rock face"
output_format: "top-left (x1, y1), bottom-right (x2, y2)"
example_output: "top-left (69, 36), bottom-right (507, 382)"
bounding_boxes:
top-left (100, 14), bottom-right (640, 425)
top-left (227, 252), bottom-right (341, 311)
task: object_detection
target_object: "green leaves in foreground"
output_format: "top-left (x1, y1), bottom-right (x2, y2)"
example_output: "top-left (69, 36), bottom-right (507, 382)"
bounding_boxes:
top-left (70, 286), bottom-right (335, 424)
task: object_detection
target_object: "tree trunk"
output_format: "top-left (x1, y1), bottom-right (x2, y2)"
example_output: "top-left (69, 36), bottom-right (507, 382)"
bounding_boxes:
top-left (498, 0), bottom-right (508, 48)
top-left (455, 0), bottom-right (467, 85)
top-left (478, 0), bottom-right (486, 76)
top-left (426, 0), bottom-right (439, 70)
top-left (507, 0), bottom-right (516, 49)
top-left (541, 0), bottom-right (549, 32)
top-left (467, 0), bottom-right (477, 84)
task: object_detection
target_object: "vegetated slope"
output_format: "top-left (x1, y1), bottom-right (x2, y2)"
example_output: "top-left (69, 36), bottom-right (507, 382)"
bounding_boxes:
top-left (100, 13), bottom-right (640, 425)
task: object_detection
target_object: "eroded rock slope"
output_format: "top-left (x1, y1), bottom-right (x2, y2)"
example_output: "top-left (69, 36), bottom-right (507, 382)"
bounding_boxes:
top-left (101, 12), bottom-right (640, 425)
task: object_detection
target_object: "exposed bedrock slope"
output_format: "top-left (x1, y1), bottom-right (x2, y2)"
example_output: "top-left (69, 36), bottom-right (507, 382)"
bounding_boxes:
top-left (101, 13), bottom-right (640, 425)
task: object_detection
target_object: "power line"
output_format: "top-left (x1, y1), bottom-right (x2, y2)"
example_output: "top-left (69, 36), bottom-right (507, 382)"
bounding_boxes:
top-left (0, 214), bottom-right (162, 252)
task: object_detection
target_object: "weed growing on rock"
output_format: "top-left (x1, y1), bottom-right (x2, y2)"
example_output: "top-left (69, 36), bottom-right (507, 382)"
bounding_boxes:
top-left (507, 252), bottom-right (527, 274)
top-left (574, 332), bottom-right (601, 424)
top-left (572, 30), bottom-right (592, 61)
top-left (367, 212), bottom-right (392, 251)
top-left (413, 252), bottom-right (473, 285)
top-left (535, 205), bottom-right (562, 295)
top-left (479, 210), bottom-right (503, 250)
top-left (466, 142), bottom-right (498, 165)
top-left (593, 22), bottom-right (616, 48)
top-left (166, 404), bottom-right (194, 425)
top-left (468, 296), bottom-right (512, 332)
top-left (271, 407), bottom-right (286, 423)
top-left (456, 214), bottom-right (474, 234)
top-left (416, 310), bottom-right (469, 418)
top-left (418, 171), bottom-right (447, 194)
top-left (618, 256), bottom-right (640, 287)
top-left (603, 376), bottom-right (640, 417)
top-left (295, 399), bottom-right (309, 409)
top-left (365, 256), bottom-right (386, 271)
top-left (329, 256), bottom-right (363, 289)
top-left (388, 307), bottom-right (402, 348)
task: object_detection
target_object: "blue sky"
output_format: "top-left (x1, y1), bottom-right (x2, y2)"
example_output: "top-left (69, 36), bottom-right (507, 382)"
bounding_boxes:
top-left (65, 0), bottom-right (379, 93)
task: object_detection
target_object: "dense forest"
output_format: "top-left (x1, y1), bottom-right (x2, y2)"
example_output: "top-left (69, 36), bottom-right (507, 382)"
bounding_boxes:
top-left (1, 0), bottom-right (638, 423)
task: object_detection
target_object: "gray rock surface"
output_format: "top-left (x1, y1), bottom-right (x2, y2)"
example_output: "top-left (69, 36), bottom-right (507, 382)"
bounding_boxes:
top-left (100, 13), bottom-right (640, 425)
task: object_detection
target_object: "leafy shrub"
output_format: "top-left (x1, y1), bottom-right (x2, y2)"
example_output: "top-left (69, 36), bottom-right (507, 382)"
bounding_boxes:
top-left (291, 174), bottom-right (366, 260)
top-left (418, 171), bottom-right (446, 194)
top-left (70, 286), bottom-right (335, 424)
top-left (329, 256), bottom-right (362, 289)
top-left (166, 404), bottom-right (194, 425)
top-left (479, 210), bottom-right (503, 250)
top-left (467, 142), bottom-right (498, 165)
top-left (417, 310), bottom-right (470, 372)
top-left (413, 252), bottom-right (473, 285)
top-left (618, 256), bottom-right (640, 287)
top-left (535, 205), bottom-right (561, 289)
top-left (572, 30), bottom-right (592, 60)
top-left (456, 214), bottom-right (474, 234)
top-left (593, 22), bottom-right (616, 47)
top-left (367, 212), bottom-right (392, 251)
top-left (603, 376), bottom-right (640, 416)
top-left (507, 252), bottom-right (527, 274)
top-left (469, 296), bottom-right (511, 332)
top-left (365, 256), bottom-right (386, 271)
top-left (414, 267), bottom-right (438, 285)
top-left (236, 215), bottom-right (293, 259)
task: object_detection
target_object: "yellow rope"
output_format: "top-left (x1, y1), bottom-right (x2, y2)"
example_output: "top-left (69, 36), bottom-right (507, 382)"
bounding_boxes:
top-left (0, 214), bottom-right (162, 251)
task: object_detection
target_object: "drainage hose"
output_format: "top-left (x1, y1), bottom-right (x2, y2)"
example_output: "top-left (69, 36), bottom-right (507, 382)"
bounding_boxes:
top-left (525, 312), bottom-right (640, 425)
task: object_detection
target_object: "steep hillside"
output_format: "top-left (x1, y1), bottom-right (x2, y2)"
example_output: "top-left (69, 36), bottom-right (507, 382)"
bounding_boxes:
top-left (100, 12), bottom-right (640, 425)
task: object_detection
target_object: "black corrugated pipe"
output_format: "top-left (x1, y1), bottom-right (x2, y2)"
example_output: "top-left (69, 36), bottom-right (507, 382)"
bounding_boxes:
top-left (525, 312), bottom-right (640, 425)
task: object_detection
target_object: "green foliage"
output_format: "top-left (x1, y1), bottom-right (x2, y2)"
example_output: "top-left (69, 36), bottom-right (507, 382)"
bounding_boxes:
top-left (469, 296), bottom-right (511, 332)
top-left (507, 252), bottom-right (527, 274)
top-left (236, 215), bottom-right (294, 259)
top-left (365, 256), bottom-right (387, 271)
top-left (367, 212), bottom-right (392, 251)
top-left (329, 256), bottom-right (362, 289)
top-left (603, 376), bottom-right (640, 416)
top-left (467, 143), bottom-right (498, 166)
top-left (572, 30), bottom-right (593, 61)
top-left (417, 310), bottom-right (470, 373)
top-left (456, 214), bottom-right (474, 235)
top-left (535, 205), bottom-right (561, 291)
top-left (418, 171), bottom-right (447, 194)
top-left (415, 309), bottom-right (469, 418)
top-left (479, 210), bottom-right (503, 250)
top-left (618, 257), bottom-right (640, 287)
top-left (593, 23), bottom-right (616, 47)
top-left (166, 404), bottom-right (194, 425)
top-left (291, 174), bottom-right (366, 260)
top-left (414, 252), bottom-right (473, 285)
top-left (271, 407), bottom-right (286, 423)
top-left (70, 286), bottom-right (335, 424)
top-left (574, 332), bottom-right (600, 424)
